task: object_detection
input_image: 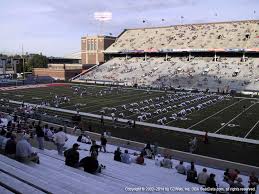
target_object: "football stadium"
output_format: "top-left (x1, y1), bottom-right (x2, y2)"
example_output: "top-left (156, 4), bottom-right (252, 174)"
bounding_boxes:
top-left (0, 1), bottom-right (259, 194)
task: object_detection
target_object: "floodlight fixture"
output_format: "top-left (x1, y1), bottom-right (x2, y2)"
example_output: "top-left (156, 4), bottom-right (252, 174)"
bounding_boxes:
top-left (94, 12), bottom-right (112, 22)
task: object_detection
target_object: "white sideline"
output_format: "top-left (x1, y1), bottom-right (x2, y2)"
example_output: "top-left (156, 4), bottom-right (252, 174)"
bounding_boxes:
top-left (9, 100), bottom-right (259, 145)
top-left (214, 103), bottom-right (257, 134)
top-left (187, 99), bottom-right (244, 129)
top-left (244, 120), bottom-right (259, 138)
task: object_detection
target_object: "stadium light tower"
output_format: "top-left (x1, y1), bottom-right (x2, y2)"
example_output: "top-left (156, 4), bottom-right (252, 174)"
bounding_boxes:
top-left (180, 16), bottom-right (184, 24)
top-left (94, 12), bottom-right (112, 35)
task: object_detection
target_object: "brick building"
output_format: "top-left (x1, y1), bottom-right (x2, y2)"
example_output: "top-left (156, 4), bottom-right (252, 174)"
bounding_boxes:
top-left (81, 35), bottom-right (116, 65)
top-left (33, 63), bottom-right (85, 81)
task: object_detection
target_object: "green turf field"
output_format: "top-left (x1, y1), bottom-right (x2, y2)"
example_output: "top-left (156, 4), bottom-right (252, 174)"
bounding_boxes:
top-left (0, 83), bottom-right (259, 140)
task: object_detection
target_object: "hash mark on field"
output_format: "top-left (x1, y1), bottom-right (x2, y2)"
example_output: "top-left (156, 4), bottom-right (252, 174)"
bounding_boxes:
top-left (244, 119), bottom-right (259, 138)
top-left (214, 103), bottom-right (256, 134)
top-left (187, 99), bottom-right (244, 129)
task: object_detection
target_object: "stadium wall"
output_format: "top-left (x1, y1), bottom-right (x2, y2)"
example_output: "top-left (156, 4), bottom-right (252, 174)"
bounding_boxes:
top-left (33, 68), bottom-right (81, 80)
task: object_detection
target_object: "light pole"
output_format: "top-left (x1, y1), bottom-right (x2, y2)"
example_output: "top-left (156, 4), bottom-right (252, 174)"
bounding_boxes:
top-left (94, 12), bottom-right (112, 35)
top-left (22, 44), bottom-right (25, 80)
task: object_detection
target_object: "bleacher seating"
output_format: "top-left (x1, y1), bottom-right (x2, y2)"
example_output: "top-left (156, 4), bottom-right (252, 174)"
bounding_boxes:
top-left (79, 56), bottom-right (259, 91)
top-left (75, 20), bottom-right (259, 91)
top-left (0, 134), bottom-right (256, 194)
top-left (106, 20), bottom-right (259, 52)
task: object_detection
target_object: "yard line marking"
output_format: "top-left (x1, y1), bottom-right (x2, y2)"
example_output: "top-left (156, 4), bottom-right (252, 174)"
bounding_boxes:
top-left (188, 99), bottom-right (245, 129)
top-left (164, 96), bottom-right (217, 125)
top-left (6, 100), bottom-right (259, 145)
top-left (244, 119), bottom-right (259, 138)
top-left (214, 103), bottom-right (256, 134)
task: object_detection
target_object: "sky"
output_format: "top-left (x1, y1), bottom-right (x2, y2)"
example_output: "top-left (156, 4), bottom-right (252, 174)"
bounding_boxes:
top-left (0, 0), bottom-right (258, 57)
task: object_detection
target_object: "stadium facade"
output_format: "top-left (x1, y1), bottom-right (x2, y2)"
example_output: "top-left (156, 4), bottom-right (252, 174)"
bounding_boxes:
top-left (81, 35), bottom-right (116, 65)
top-left (74, 20), bottom-right (259, 92)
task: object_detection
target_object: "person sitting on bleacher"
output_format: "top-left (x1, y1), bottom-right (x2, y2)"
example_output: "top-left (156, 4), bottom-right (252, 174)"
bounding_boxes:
top-left (197, 168), bottom-right (209, 185)
top-left (136, 153), bottom-right (145, 165)
top-left (64, 143), bottom-right (80, 168)
top-left (230, 177), bottom-right (245, 194)
top-left (175, 161), bottom-right (186, 175)
top-left (186, 161), bottom-right (197, 171)
top-left (77, 133), bottom-right (91, 144)
top-left (16, 134), bottom-right (40, 164)
top-left (228, 169), bottom-right (240, 182)
top-left (155, 154), bottom-right (163, 166)
top-left (45, 127), bottom-right (54, 141)
top-left (121, 150), bottom-right (131, 164)
top-left (2, 132), bottom-right (12, 150)
top-left (114, 147), bottom-right (122, 162)
top-left (205, 174), bottom-right (217, 194)
top-left (218, 173), bottom-right (231, 194)
top-left (0, 129), bottom-right (7, 149)
top-left (90, 140), bottom-right (102, 156)
top-left (79, 151), bottom-right (102, 174)
top-left (248, 172), bottom-right (258, 194)
top-left (161, 155), bottom-right (173, 169)
top-left (5, 134), bottom-right (16, 159)
top-left (186, 164), bottom-right (197, 183)
top-left (143, 143), bottom-right (153, 159)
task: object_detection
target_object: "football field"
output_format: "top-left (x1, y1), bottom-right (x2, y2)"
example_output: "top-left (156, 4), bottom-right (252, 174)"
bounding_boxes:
top-left (0, 83), bottom-right (258, 140)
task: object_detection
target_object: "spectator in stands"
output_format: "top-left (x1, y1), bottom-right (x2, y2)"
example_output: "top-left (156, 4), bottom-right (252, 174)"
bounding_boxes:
top-left (142, 143), bottom-right (154, 159)
top-left (46, 127), bottom-right (54, 141)
top-left (53, 127), bottom-right (68, 155)
top-left (130, 152), bottom-right (138, 163)
top-left (186, 164), bottom-right (197, 183)
top-left (161, 155), bottom-right (173, 169)
top-left (5, 134), bottom-right (16, 159)
top-left (114, 147), bottom-right (122, 162)
top-left (230, 177), bottom-right (244, 194)
top-left (152, 142), bottom-right (158, 156)
top-left (186, 161), bottom-right (196, 171)
top-left (136, 153), bottom-right (145, 165)
top-left (155, 154), bottom-right (163, 166)
top-left (64, 143), bottom-right (80, 168)
top-left (73, 125), bottom-right (81, 136)
top-left (229, 169), bottom-right (240, 182)
top-left (16, 134), bottom-right (40, 164)
top-left (43, 124), bottom-right (49, 135)
top-left (218, 173), bottom-right (231, 194)
top-left (175, 161), bottom-right (186, 175)
top-left (205, 174), bottom-right (217, 194)
top-left (100, 134), bottom-right (107, 153)
top-left (224, 168), bottom-right (230, 177)
top-left (36, 123), bottom-right (44, 150)
top-left (121, 150), bottom-right (131, 164)
top-left (248, 172), bottom-right (258, 194)
top-left (0, 129), bottom-right (7, 148)
top-left (90, 140), bottom-right (102, 156)
top-left (43, 124), bottom-right (51, 141)
top-left (77, 133), bottom-right (91, 144)
top-left (197, 168), bottom-right (209, 185)
top-left (79, 151), bottom-right (102, 174)
top-left (2, 132), bottom-right (12, 150)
